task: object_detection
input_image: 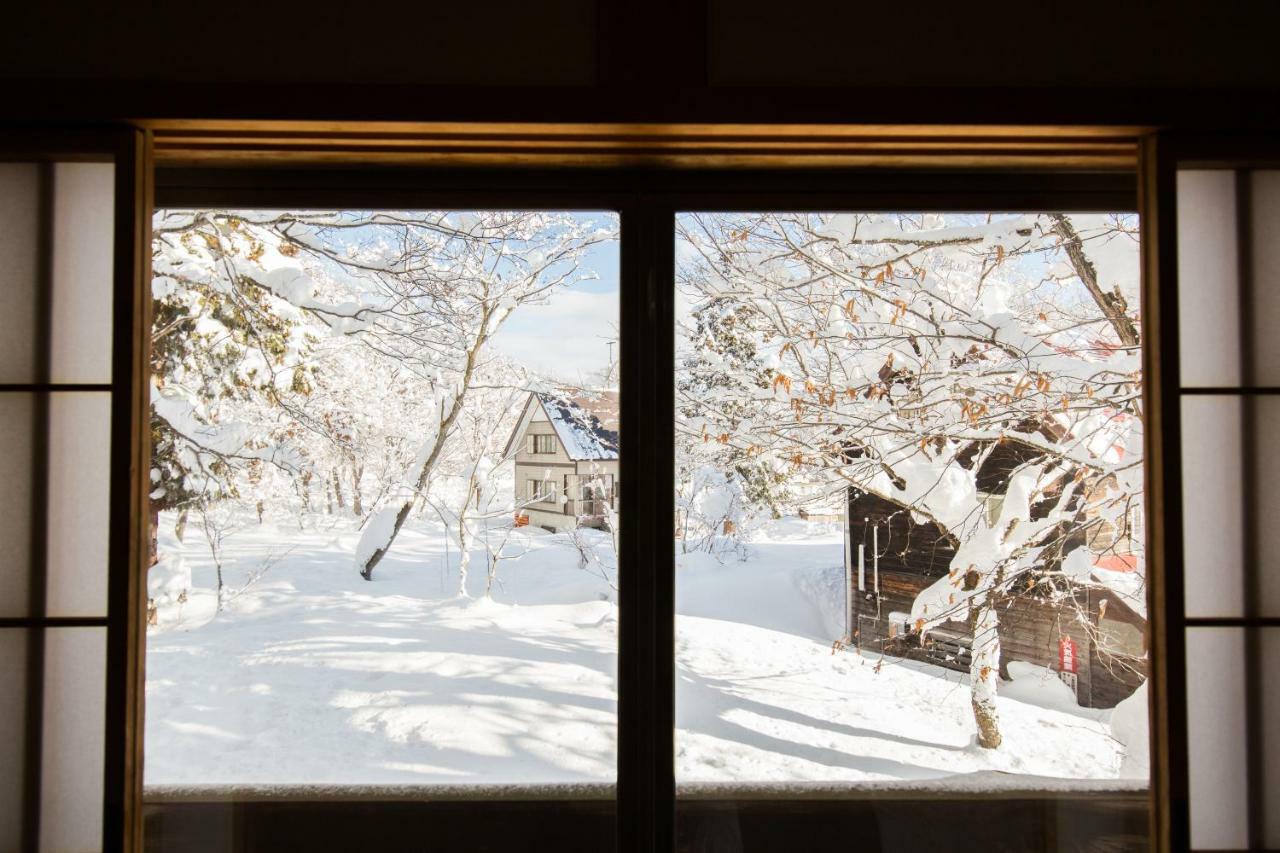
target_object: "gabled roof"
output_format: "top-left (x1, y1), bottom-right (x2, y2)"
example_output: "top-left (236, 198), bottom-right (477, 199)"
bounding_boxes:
top-left (504, 390), bottom-right (620, 461)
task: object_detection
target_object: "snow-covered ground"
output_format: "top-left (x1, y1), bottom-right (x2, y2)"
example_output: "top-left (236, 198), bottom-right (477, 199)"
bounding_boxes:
top-left (145, 514), bottom-right (1140, 789)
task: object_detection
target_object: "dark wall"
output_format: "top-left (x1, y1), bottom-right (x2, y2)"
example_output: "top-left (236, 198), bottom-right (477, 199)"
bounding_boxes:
top-left (708, 0), bottom-right (1280, 89)
top-left (7, 1), bottom-right (1280, 89)
top-left (4, 1), bottom-right (1280, 122)
top-left (5, 0), bottom-right (598, 86)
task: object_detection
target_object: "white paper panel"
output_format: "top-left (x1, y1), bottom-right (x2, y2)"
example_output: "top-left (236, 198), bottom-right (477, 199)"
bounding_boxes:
top-left (45, 393), bottom-right (111, 616)
top-left (1181, 396), bottom-right (1244, 616)
top-left (1263, 629), bottom-right (1280, 848)
top-left (0, 395), bottom-right (35, 616)
top-left (0, 630), bottom-right (28, 852)
top-left (1186, 627), bottom-right (1249, 850)
top-left (1256, 397), bottom-right (1280, 616)
top-left (39, 627), bottom-right (105, 853)
top-left (1252, 171), bottom-right (1280, 387)
top-left (49, 162), bottom-right (114, 384)
top-left (0, 163), bottom-right (42, 384)
top-left (1177, 170), bottom-right (1241, 388)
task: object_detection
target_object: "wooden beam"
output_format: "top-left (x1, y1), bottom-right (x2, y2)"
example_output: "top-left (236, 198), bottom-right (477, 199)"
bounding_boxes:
top-left (144, 122), bottom-right (1141, 170)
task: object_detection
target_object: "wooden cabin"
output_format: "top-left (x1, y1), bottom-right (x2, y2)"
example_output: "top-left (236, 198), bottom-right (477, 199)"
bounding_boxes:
top-left (846, 457), bottom-right (1147, 710)
top-left (503, 390), bottom-right (619, 532)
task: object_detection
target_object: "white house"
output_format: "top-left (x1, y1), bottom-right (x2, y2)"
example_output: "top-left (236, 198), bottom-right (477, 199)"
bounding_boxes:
top-left (503, 390), bottom-right (619, 532)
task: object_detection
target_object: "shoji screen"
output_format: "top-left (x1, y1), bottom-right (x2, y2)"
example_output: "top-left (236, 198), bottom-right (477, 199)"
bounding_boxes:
top-left (0, 156), bottom-right (119, 852)
top-left (1176, 167), bottom-right (1280, 851)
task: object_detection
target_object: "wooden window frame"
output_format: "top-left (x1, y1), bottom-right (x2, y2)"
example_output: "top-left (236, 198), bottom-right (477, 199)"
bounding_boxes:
top-left (10, 123), bottom-right (1217, 852)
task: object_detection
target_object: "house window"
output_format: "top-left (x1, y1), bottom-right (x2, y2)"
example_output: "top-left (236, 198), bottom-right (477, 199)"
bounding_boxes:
top-left (533, 433), bottom-right (558, 454)
top-left (530, 478), bottom-right (558, 503)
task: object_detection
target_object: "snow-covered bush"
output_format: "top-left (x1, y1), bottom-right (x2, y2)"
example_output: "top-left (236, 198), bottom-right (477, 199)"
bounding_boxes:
top-left (146, 551), bottom-right (190, 627)
top-left (675, 465), bottom-right (756, 558)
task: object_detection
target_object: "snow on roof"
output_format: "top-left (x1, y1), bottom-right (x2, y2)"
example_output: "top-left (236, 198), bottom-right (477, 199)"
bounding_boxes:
top-left (536, 390), bottom-right (619, 461)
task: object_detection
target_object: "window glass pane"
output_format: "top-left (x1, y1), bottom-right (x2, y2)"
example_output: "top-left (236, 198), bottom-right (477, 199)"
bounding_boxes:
top-left (0, 394), bottom-right (35, 616)
top-left (0, 163), bottom-right (42, 384)
top-left (1251, 171), bottom-right (1280, 386)
top-left (144, 210), bottom-right (619, 843)
top-left (674, 212), bottom-right (1147, 836)
top-left (49, 162), bottom-right (113, 384)
top-left (1181, 395), bottom-right (1245, 617)
top-left (1185, 627), bottom-right (1249, 850)
top-left (1176, 170), bottom-right (1241, 387)
top-left (45, 392), bottom-right (111, 616)
top-left (40, 627), bottom-right (105, 853)
top-left (0, 629), bottom-right (28, 852)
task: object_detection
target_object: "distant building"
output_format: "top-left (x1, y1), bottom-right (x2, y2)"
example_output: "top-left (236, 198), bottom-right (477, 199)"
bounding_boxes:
top-left (503, 390), bottom-right (619, 532)
top-left (845, 435), bottom-right (1146, 710)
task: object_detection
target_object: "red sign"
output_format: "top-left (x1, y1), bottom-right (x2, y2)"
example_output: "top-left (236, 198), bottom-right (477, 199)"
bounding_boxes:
top-left (1058, 635), bottom-right (1078, 674)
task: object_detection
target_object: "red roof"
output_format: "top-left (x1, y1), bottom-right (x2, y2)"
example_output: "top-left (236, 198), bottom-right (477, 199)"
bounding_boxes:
top-left (1093, 554), bottom-right (1140, 573)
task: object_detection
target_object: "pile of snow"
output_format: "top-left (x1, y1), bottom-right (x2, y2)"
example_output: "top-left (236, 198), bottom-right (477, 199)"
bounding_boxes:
top-left (147, 549), bottom-right (191, 628)
top-left (1111, 682), bottom-right (1150, 779)
top-left (1000, 661), bottom-right (1087, 714)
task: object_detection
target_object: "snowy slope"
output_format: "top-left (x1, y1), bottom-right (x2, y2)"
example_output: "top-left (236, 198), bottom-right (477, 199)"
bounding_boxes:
top-left (146, 515), bottom-right (1139, 789)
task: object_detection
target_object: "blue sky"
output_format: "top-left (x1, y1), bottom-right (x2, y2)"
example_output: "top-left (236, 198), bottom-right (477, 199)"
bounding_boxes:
top-left (492, 217), bottom-right (620, 383)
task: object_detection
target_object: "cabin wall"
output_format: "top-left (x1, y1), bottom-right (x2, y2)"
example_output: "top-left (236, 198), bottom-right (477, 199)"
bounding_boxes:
top-left (849, 490), bottom-right (956, 578)
top-left (856, 570), bottom-right (1145, 710)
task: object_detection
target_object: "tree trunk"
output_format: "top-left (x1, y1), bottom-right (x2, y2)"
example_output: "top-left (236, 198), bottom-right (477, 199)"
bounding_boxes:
top-left (969, 601), bottom-right (1003, 749)
top-left (148, 507), bottom-right (160, 567)
top-left (333, 470), bottom-right (345, 510)
top-left (351, 464), bottom-right (364, 516)
top-left (456, 513), bottom-right (471, 598)
top-left (174, 509), bottom-right (189, 543)
top-left (202, 512), bottom-right (226, 614)
top-left (359, 317), bottom-right (488, 581)
top-left (1048, 214), bottom-right (1140, 347)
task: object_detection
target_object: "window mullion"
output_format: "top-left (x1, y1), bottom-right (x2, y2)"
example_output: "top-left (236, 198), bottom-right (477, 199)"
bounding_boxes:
top-left (617, 199), bottom-right (676, 853)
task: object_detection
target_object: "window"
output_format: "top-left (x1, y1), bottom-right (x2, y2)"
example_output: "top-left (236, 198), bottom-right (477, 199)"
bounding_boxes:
top-left (13, 123), bottom-right (1273, 852)
top-left (529, 478), bottom-right (559, 503)
top-left (143, 205), bottom-right (621, 848)
top-left (137, 170), bottom-right (1154, 852)
top-left (673, 211), bottom-right (1148, 834)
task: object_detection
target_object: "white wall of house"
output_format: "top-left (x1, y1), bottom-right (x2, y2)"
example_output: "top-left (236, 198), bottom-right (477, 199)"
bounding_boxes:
top-left (510, 400), bottom-right (619, 532)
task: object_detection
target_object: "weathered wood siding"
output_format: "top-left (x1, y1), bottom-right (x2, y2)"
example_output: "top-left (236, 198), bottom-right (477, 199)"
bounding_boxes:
top-left (848, 489), bottom-right (956, 577)
top-left (855, 569), bottom-right (1146, 709)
